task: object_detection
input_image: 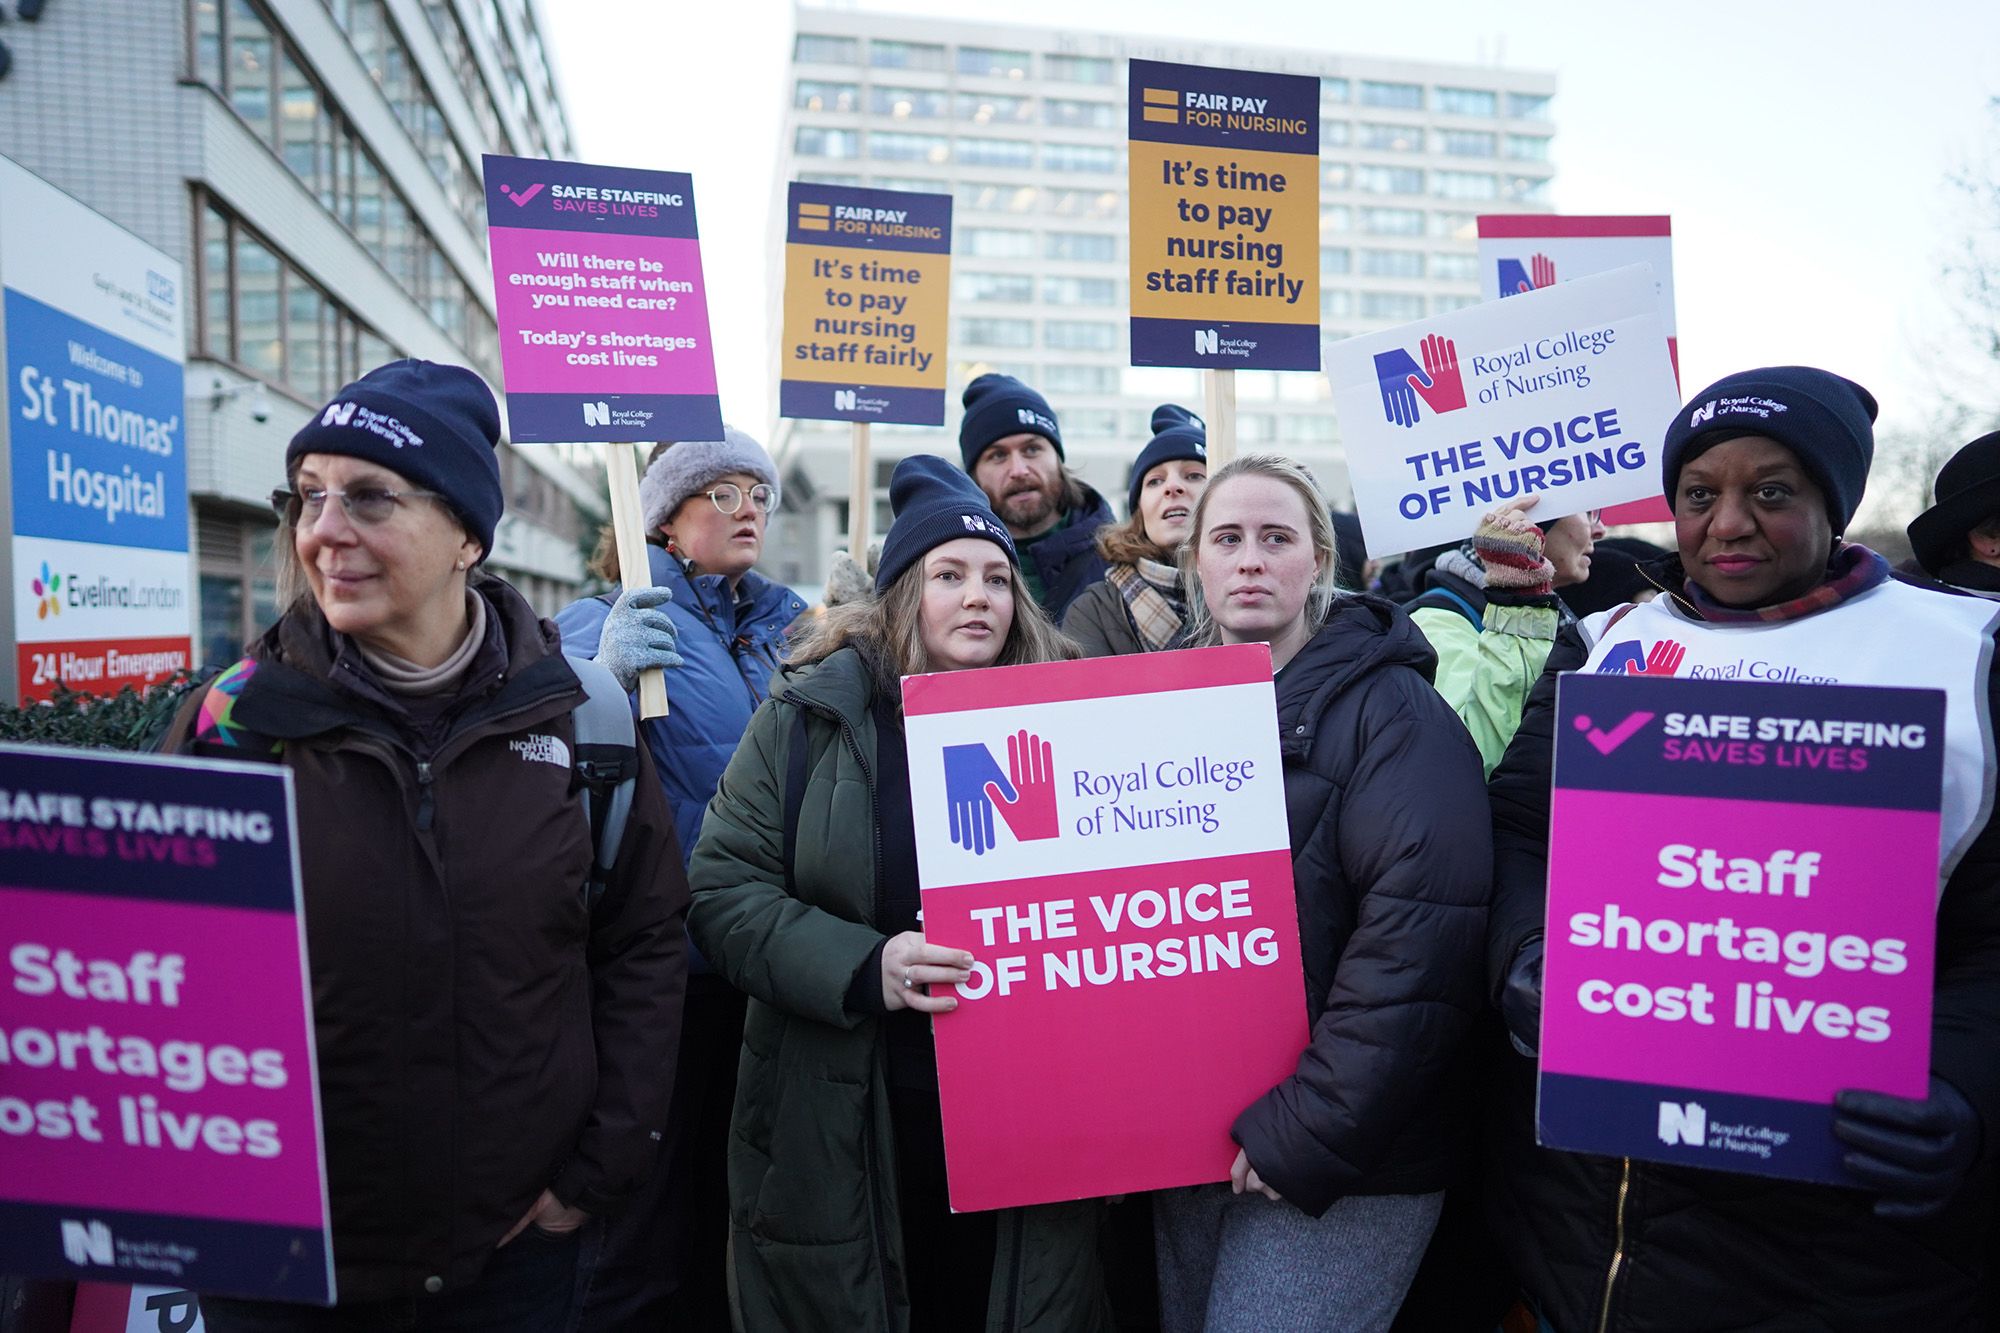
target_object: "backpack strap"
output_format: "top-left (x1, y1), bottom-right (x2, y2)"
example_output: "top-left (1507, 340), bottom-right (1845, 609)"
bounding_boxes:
top-left (1406, 586), bottom-right (1486, 634)
top-left (781, 707), bottom-right (809, 893)
top-left (566, 654), bottom-right (640, 914)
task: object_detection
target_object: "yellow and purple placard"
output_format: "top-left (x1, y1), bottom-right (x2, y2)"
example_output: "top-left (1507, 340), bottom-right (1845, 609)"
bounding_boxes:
top-left (1540, 675), bottom-right (1941, 1184)
top-left (483, 153), bottom-right (722, 443)
top-left (0, 746), bottom-right (330, 1303)
top-left (1128, 59), bottom-right (1320, 371)
top-left (779, 183), bottom-right (952, 425)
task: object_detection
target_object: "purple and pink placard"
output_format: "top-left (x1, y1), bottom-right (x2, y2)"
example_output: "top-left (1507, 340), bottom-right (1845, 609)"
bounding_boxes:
top-left (1539, 674), bottom-right (1943, 1184)
top-left (483, 154), bottom-right (722, 444)
top-left (0, 746), bottom-right (331, 1304)
top-left (901, 646), bottom-right (1307, 1212)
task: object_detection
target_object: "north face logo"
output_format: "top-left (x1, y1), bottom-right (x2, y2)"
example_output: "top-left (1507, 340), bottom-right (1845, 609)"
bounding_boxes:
top-left (321, 402), bottom-right (358, 427)
top-left (510, 734), bottom-right (571, 768)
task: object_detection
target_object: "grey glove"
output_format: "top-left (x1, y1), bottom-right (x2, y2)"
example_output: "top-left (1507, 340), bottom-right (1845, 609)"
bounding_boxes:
top-left (597, 586), bottom-right (683, 691)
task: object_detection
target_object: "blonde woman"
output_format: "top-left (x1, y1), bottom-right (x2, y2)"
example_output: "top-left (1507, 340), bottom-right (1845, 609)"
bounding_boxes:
top-left (1154, 455), bottom-right (1490, 1333)
top-left (688, 455), bottom-right (1107, 1331)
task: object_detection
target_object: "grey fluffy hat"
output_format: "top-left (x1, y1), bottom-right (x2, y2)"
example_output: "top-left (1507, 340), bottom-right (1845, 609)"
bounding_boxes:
top-left (639, 427), bottom-right (780, 531)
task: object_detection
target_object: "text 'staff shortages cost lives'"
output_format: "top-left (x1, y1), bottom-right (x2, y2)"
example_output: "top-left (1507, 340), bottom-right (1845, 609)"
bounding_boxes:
top-left (1539, 675), bottom-right (1943, 1184)
top-left (0, 746), bottom-right (331, 1303)
top-left (1127, 59), bottom-right (1320, 371)
top-left (779, 183), bottom-right (952, 426)
top-left (483, 153), bottom-right (722, 443)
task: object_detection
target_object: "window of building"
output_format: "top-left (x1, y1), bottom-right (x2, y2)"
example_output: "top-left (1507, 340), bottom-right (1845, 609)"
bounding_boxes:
top-left (1360, 291), bottom-right (1426, 320)
top-left (1432, 294), bottom-right (1480, 314)
top-left (869, 131), bottom-right (950, 163)
top-left (1320, 204), bottom-right (1353, 233)
top-left (1505, 175), bottom-right (1552, 203)
top-left (1064, 408), bottom-right (1121, 438)
top-left (1041, 276), bottom-right (1117, 306)
top-left (1508, 92), bottom-right (1553, 120)
top-left (1044, 98), bottom-right (1118, 130)
top-left (1355, 165), bottom-right (1423, 195)
top-left (958, 46), bottom-right (1030, 78)
top-left (875, 176), bottom-right (949, 195)
top-left (870, 39), bottom-right (946, 70)
top-left (1438, 130), bottom-right (1497, 157)
top-left (956, 137), bottom-right (1034, 168)
top-left (1321, 246), bottom-right (1351, 275)
top-left (1323, 162), bottom-right (1351, 191)
top-left (795, 79), bottom-right (859, 112)
top-left (1046, 54), bottom-right (1115, 85)
top-left (1506, 133), bottom-right (1552, 161)
top-left (1044, 320), bottom-right (1118, 352)
top-left (1321, 119), bottom-right (1350, 147)
top-left (1047, 188), bottom-right (1122, 220)
top-left (797, 171), bottom-right (864, 187)
top-left (955, 181), bottom-right (1035, 214)
top-left (226, 0), bottom-right (274, 140)
top-left (1433, 170), bottom-right (1498, 200)
top-left (1045, 230), bottom-right (1117, 262)
top-left (1359, 207), bottom-right (1425, 236)
top-left (871, 85), bottom-right (949, 119)
top-left (794, 33), bottom-right (858, 64)
top-left (1043, 143), bottom-right (1119, 174)
top-left (957, 92), bottom-right (1033, 124)
top-left (1428, 210), bottom-right (1477, 240)
top-left (1430, 251), bottom-right (1479, 282)
top-left (956, 272), bottom-right (1034, 304)
top-left (964, 227), bottom-right (1036, 259)
top-left (1360, 248), bottom-right (1424, 279)
top-left (958, 317), bottom-right (1035, 348)
top-left (197, 511), bottom-right (280, 669)
top-left (1359, 122), bottom-right (1423, 153)
top-left (1320, 77), bottom-right (1350, 103)
top-left (1322, 289), bottom-right (1354, 319)
top-left (796, 127), bottom-right (860, 158)
top-left (1359, 79), bottom-right (1423, 109)
top-left (1045, 363), bottom-right (1121, 395)
top-left (1281, 414), bottom-right (1338, 443)
top-left (1435, 86), bottom-right (1498, 117)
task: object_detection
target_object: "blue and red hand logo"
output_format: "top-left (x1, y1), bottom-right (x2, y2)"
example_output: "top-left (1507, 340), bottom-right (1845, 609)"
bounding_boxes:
top-left (1497, 253), bottom-right (1556, 298)
top-left (941, 730), bottom-right (1061, 856)
top-left (1594, 639), bottom-right (1687, 678)
top-left (1373, 333), bottom-right (1467, 429)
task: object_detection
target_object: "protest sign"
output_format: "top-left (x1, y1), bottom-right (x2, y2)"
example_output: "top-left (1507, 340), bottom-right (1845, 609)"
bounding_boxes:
top-left (903, 645), bottom-right (1306, 1212)
top-left (1128, 59), bottom-right (1320, 375)
top-left (482, 153), bottom-right (721, 444)
top-left (1539, 675), bottom-right (1941, 1183)
top-left (1324, 264), bottom-right (1680, 557)
top-left (0, 746), bottom-right (329, 1303)
top-left (69, 1284), bottom-right (204, 1333)
top-left (1479, 215), bottom-right (1678, 523)
top-left (779, 183), bottom-right (951, 426)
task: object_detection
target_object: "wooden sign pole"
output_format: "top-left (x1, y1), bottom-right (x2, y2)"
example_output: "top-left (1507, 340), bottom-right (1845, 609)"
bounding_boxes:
top-left (602, 440), bottom-right (669, 718)
top-left (1203, 369), bottom-right (1238, 467)
top-left (849, 421), bottom-right (873, 559)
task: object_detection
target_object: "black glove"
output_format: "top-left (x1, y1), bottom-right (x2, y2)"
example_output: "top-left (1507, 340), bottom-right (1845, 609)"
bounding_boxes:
top-left (1501, 937), bottom-right (1544, 1057)
top-left (1833, 1076), bottom-right (1983, 1219)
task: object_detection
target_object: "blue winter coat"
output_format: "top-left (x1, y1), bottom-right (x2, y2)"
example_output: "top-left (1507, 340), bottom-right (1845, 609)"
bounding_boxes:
top-left (555, 545), bottom-right (806, 868)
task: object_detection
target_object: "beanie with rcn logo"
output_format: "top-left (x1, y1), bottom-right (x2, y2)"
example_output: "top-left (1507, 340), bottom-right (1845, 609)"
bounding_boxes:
top-left (1127, 403), bottom-right (1208, 514)
top-left (1661, 366), bottom-right (1877, 533)
top-left (958, 373), bottom-right (1062, 472)
top-left (287, 359), bottom-right (504, 558)
top-left (875, 453), bottom-right (1018, 593)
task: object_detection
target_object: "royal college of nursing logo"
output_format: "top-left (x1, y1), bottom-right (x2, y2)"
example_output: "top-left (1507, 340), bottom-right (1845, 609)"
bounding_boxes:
top-left (1372, 333), bottom-right (1468, 428)
top-left (941, 731), bottom-right (1061, 856)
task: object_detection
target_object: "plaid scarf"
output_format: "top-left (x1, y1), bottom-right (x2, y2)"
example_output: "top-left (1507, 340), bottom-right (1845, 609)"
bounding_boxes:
top-left (1107, 558), bottom-right (1186, 651)
top-left (1682, 543), bottom-right (1889, 624)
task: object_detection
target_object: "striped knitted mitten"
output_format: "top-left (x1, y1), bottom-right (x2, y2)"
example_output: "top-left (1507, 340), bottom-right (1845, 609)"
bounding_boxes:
top-left (1474, 507), bottom-right (1555, 594)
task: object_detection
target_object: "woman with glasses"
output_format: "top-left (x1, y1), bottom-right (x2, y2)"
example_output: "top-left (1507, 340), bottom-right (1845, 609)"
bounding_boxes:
top-left (553, 427), bottom-right (807, 1330)
top-left (165, 361), bottom-right (689, 1330)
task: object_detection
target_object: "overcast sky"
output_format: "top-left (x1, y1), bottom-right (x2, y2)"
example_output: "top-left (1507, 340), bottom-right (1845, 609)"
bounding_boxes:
top-left (539, 0), bottom-right (1999, 458)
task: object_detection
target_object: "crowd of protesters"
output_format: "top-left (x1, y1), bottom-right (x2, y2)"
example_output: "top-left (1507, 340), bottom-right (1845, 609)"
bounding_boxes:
top-left (164, 354), bottom-right (2000, 1332)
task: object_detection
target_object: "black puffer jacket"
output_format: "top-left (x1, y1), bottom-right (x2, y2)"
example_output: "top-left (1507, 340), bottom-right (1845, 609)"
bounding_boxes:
top-left (1231, 597), bottom-right (1492, 1215)
top-left (1484, 584), bottom-right (2000, 1331)
top-left (1021, 482), bottom-right (1115, 620)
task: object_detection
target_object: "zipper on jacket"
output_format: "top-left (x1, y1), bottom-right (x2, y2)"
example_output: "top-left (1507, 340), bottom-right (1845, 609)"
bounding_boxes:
top-left (1595, 1157), bottom-right (1632, 1333)
top-left (414, 760), bottom-right (436, 832)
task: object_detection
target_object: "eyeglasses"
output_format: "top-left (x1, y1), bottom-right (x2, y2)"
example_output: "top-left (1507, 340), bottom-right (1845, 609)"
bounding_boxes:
top-left (705, 482), bottom-right (778, 515)
top-left (270, 484), bottom-right (447, 526)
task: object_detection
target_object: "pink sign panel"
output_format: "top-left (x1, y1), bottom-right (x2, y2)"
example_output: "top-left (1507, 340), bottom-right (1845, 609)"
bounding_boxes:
top-left (0, 746), bottom-right (330, 1303)
top-left (902, 646), bottom-right (1308, 1211)
top-left (1539, 675), bottom-right (1942, 1183)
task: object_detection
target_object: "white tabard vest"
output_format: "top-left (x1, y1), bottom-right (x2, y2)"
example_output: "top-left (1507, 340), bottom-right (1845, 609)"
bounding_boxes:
top-left (1580, 579), bottom-right (2000, 882)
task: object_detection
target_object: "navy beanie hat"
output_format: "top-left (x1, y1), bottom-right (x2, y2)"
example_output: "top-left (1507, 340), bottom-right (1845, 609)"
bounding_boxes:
top-left (1127, 404), bottom-right (1208, 514)
top-left (875, 454), bottom-right (1017, 592)
top-left (958, 373), bottom-right (1062, 472)
top-left (286, 359), bottom-right (504, 557)
top-left (1660, 366), bottom-right (1877, 533)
